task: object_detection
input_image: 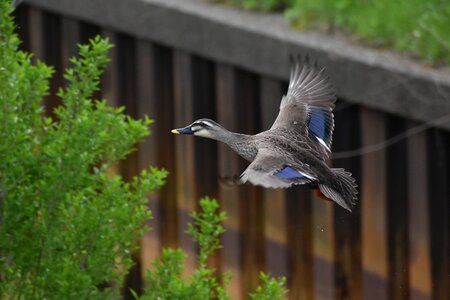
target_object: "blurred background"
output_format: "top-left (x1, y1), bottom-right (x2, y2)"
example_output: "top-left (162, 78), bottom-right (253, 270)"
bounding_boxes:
top-left (13, 0), bottom-right (449, 299)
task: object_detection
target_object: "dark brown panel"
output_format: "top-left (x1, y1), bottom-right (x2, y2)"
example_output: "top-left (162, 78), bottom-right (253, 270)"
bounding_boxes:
top-left (13, 4), bottom-right (30, 52)
top-left (192, 56), bottom-right (218, 199)
top-left (332, 102), bottom-right (362, 300)
top-left (234, 68), bottom-right (265, 297)
top-left (100, 30), bottom-right (119, 108)
top-left (172, 50), bottom-right (196, 274)
top-left (360, 108), bottom-right (388, 299)
top-left (79, 21), bottom-right (100, 45)
top-left (386, 115), bottom-right (409, 300)
top-left (116, 33), bottom-right (138, 179)
top-left (215, 63), bottom-right (243, 300)
top-left (78, 21), bottom-right (101, 100)
top-left (191, 56), bottom-right (221, 274)
top-left (427, 129), bottom-right (449, 300)
top-left (407, 128), bottom-right (432, 299)
top-left (259, 78), bottom-right (289, 281)
top-left (60, 17), bottom-right (80, 75)
top-left (135, 39), bottom-right (161, 279)
top-left (286, 187), bottom-right (314, 300)
top-left (42, 11), bottom-right (62, 115)
top-left (114, 33), bottom-right (142, 299)
top-left (152, 44), bottom-right (178, 249)
top-left (28, 7), bottom-right (44, 61)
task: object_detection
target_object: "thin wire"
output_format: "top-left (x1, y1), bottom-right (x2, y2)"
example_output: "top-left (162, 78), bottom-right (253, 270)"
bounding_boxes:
top-left (330, 71), bottom-right (450, 159)
top-left (332, 112), bottom-right (450, 159)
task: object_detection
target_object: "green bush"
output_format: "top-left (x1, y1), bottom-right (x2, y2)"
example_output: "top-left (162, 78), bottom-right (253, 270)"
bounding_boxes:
top-left (137, 198), bottom-right (287, 300)
top-left (0, 2), bottom-right (167, 298)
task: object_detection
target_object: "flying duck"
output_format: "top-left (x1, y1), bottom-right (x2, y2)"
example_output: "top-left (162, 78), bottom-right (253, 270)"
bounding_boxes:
top-left (172, 57), bottom-right (358, 211)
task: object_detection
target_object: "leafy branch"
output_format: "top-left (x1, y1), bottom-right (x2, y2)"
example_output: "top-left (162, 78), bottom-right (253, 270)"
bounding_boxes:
top-left (137, 198), bottom-right (288, 300)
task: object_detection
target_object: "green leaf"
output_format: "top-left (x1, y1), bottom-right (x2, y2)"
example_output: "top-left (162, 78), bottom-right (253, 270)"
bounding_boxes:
top-left (250, 272), bottom-right (288, 300)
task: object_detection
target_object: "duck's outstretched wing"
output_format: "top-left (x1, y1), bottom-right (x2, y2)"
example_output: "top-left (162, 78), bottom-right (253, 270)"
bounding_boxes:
top-left (270, 56), bottom-right (336, 158)
top-left (240, 148), bottom-right (317, 188)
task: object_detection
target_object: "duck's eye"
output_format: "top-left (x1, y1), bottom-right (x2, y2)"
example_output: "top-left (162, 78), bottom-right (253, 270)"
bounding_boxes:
top-left (191, 125), bottom-right (202, 132)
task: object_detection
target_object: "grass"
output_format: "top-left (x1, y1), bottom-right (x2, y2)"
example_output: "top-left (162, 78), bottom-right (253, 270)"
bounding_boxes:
top-left (208, 0), bottom-right (450, 65)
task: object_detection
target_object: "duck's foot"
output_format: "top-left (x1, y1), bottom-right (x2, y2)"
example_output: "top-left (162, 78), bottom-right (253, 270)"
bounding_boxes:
top-left (219, 175), bottom-right (242, 188)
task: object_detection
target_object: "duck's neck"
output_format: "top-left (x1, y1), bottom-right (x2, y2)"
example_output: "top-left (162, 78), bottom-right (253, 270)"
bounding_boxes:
top-left (209, 128), bottom-right (256, 162)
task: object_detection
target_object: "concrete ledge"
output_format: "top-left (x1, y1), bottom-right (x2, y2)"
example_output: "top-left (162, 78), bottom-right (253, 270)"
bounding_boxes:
top-left (25, 0), bottom-right (450, 130)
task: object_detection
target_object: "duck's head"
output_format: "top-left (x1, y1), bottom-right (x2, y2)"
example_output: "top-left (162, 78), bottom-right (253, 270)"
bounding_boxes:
top-left (171, 119), bottom-right (224, 139)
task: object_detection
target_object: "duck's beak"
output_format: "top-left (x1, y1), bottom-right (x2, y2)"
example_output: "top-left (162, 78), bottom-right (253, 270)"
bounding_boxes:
top-left (171, 126), bottom-right (193, 135)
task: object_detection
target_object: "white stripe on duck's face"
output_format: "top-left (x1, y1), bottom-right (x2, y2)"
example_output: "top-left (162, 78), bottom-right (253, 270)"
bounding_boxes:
top-left (189, 119), bottom-right (216, 138)
top-left (198, 120), bottom-right (214, 127)
top-left (193, 128), bottom-right (214, 138)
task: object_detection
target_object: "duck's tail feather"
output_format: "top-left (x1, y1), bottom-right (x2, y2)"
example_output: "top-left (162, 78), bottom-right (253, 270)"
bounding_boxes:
top-left (318, 168), bottom-right (358, 212)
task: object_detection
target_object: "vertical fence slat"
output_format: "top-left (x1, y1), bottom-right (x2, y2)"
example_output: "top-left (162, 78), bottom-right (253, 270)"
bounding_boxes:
top-left (116, 34), bottom-right (137, 117)
top-left (259, 77), bottom-right (288, 280)
top-left (100, 30), bottom-right (119, 107)
top-left (13, 4), bottom-right (30, 52)
top-left (152, 45), bottom-right (178, 249)
top-left (115, 33), bottom-right (142, 299)
top-left (215, 63), bottom-right (243, 300)
top-left (173, 50), bottom-right (197, 275)
top-left (79, 21), bottom-right (100, 44)
top-left (61, 17), bottom-right (80, 71)
top-left (28, 7), bottom-right (44, 62)
top-left (41, 11), bottom-right (62, 114)
top-left (427, 129), bottom-right (449, 300)
top-left (79, 22), bottom-right (102, 99)
top-left (360, 108), bottom-right (388, 300)
top-left (333, 104), bottom-right (362, 300)
top-left (235, 69), bottom-right (265, 297)
top-left (386, 115), bottom-right (410, 300)
top-left (313, 185), bottom-right (335, 299)
top-left (408, 129), bottom-right (431, 299)
top-left (192, 56), bottom-right (219, 198)
top-left (136, 39), bottom-right (161, 277)
top-left (116, 33), bottom-right (138, 178)
top-left (100, 29), bottom-right (120, 181)
top-left (286, 188), bottom-right (314, 300)
top-left (263, 188), bottom-right (287, 276)
top-left (191, 57), bottom-right (221, 273)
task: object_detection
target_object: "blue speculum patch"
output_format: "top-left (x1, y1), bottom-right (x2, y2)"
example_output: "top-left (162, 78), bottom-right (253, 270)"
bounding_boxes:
top-left (274, 166), bottom-right (307, 180)
top-left (308, 108), bottom-right (327, 139)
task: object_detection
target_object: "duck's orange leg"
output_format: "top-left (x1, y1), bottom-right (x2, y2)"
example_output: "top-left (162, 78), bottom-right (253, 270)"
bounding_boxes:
top-left (314, 188), bottom-right (333, 202)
